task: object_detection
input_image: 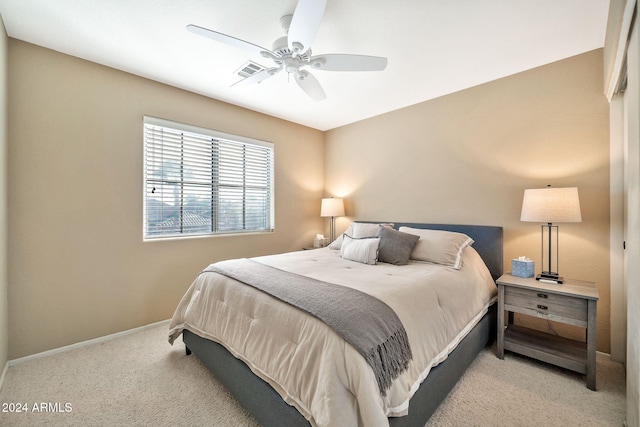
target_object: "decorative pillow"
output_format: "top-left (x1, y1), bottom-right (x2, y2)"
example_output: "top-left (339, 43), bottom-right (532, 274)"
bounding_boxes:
top-left (398, 227), bottom-right (474, 269)
top-left (340, 234), bottom-right (380, 265)
top-left (376, 226), bottom-right (420, 265)
top-left (351, 222), bottom-right (393, 238)
top-left (328, 222), bottom-right (393, 250)
top-left (328, 223), bottom-right (354, 250)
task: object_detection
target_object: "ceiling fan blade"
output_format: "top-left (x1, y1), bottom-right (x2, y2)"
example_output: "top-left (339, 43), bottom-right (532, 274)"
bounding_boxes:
top-left (232, 67), bottom-right (281, 88)
top-left (187, 24), bottom-right (273, 57)
top-left (309, 54), bottom-right (388, 72)
top-left (288, 0), bottom-right (327, 54)
top-left (295, 70), bottom-right (326, 101)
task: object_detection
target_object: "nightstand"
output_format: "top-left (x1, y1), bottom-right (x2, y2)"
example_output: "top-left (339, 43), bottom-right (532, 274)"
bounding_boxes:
top-left (496, 274), bottom-right (599, 390)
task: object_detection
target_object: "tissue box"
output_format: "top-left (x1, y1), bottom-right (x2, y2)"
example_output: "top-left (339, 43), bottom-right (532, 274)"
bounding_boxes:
top-left (512, 259), bottom-right (534, 278)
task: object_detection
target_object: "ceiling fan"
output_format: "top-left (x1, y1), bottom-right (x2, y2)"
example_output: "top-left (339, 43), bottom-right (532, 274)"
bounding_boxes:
top-left (186, 0), bottom-right (388, 101)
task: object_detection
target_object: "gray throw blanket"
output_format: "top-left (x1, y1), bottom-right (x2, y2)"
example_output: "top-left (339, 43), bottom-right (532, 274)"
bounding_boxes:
top-left (204, 258), bottom-right (413, 396)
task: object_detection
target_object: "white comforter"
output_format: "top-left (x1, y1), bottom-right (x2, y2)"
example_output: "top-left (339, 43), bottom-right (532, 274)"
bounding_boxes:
top-left (168, 246), bottom-right (497, 427)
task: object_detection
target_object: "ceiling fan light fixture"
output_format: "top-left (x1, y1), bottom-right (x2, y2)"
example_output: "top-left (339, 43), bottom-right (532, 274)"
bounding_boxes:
top-left (187, 0), bottom-right (387, 101)
top-left (284, 57), bottom-right (300, 74)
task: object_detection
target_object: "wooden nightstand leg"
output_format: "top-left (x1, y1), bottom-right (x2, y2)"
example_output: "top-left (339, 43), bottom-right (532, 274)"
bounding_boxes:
top-left (497, 284), bottom-right (505, 359)
top-left (586, 299), bottom-right (597, 390)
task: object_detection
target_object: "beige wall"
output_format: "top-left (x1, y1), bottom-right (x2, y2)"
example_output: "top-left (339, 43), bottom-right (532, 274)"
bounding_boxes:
top-left (0, 16), bottom-right (8, 372)
top-left (7, 40), bottom-right (324, 359)
top-left (6, 41), bottom-right (612, 358)
top-left (325, 50), bottom-right (611, 352)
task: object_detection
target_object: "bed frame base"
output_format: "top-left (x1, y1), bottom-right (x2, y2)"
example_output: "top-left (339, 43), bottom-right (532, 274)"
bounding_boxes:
top-left (184, 330), bottom-right (308, 426)
top-left (183, 305), bottom-right (496, 427)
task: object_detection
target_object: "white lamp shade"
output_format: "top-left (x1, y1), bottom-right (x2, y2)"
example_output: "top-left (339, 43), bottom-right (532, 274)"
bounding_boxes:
top-left (320, 198), bottom-right (345, 217)
top-left (520, 187), bottom-right (582, 223)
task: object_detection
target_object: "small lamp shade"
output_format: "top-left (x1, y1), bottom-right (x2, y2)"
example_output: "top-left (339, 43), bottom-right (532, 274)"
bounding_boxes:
top-left (520, 187), bottom-right (581, 223)
top-left (321, 198), bottom-right (345, 218)
top-left (321, 198), bottom-right (345, 243)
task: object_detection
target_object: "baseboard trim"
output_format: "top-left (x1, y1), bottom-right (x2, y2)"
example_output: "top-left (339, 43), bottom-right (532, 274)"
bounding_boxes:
top-left (0, 360), bottom-right (8, 392)
top-left (8, 319), bottom-right (170, 367)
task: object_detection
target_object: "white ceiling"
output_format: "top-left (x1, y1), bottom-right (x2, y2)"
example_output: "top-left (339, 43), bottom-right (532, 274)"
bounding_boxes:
top-left (0, 0), bottom-right (610, 131)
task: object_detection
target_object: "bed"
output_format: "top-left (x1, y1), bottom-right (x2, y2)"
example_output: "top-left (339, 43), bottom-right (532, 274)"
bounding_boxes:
top-left (169, 222), bottom-right (503, 427)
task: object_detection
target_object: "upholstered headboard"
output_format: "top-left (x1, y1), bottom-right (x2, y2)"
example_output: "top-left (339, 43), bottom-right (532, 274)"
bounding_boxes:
top-left (358, 222), bottom-right (504, 281)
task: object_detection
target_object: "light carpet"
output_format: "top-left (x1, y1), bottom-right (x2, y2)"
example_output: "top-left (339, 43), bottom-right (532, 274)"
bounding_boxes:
top-left (0, 322), bottom-right (626, 426)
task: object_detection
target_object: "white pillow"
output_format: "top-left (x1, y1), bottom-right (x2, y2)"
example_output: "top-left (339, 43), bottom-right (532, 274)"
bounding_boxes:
top-left (328, 222), bottom-right (393, 249)
top-left (351, 222), bottom-right (388, 238)
top-left (340, 234), bottom-right (380, 265)
top-left (398, 227), bottom-right (474, 269)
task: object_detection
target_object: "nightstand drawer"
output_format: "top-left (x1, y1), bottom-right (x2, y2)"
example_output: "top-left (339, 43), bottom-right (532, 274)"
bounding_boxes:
top-left (504, 286), bottom-right (587, 326)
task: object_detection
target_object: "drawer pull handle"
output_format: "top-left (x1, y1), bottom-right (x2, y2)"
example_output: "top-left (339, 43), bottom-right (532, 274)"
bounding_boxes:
top-left (537, 293), bottom-right (548, 299)
top-left (537, 304), bottom-right (548, 310)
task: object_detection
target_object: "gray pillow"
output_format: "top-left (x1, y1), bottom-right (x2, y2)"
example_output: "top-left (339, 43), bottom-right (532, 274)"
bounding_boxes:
top-left (376, 226), bottom-right (420, 265)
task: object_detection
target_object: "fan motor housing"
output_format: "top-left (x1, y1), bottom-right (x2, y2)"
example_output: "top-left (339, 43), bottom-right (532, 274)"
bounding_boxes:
top-left (272, 36), bottom-right (311, 60)
top-left (271, 36), bottom-right (290, 56)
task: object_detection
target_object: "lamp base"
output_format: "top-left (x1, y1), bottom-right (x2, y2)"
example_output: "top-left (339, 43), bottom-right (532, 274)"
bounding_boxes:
top-left (536, 272), bottom-right (563, 284)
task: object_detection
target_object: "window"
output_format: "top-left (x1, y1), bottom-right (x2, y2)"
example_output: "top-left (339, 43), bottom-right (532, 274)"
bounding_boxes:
top-left (143, 117), bottom-right (274, 240)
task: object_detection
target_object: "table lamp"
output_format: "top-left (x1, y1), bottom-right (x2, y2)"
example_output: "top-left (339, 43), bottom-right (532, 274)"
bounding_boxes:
top-left (520, 185), bottom-right (581, 284)
top-left (320, 197), bottom-right (345, 242)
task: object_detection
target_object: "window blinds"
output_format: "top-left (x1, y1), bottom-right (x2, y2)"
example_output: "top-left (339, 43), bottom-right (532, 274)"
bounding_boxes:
top-left (143, 117), bottom-right (274, 239)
